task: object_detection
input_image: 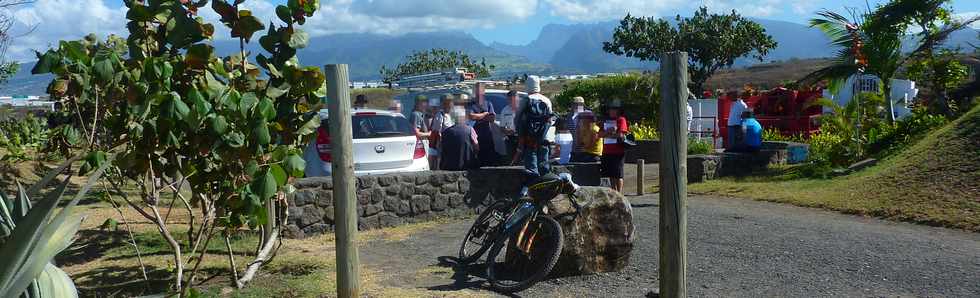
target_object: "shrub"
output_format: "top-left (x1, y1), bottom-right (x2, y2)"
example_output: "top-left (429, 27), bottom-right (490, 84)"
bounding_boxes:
top-left (631, 122), bottom-right (659, 140)
top-left (554, 73), bottom-right (660, 124)
top-left (866, 108), bottom-right (948, 156)
top-left (762, 128), bottom-right (806, 143)
top-left (687, 137), bottom-right (714, 155)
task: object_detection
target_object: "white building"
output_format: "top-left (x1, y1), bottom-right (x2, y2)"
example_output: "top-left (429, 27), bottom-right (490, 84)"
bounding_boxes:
top-left (821, 74), bottom-right (919, 119)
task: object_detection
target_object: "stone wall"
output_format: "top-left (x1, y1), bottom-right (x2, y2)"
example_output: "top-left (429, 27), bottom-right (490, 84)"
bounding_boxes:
top-left (686, 141), bottom-right (810, 183)
top-left (625, 140), bottom-right (660, 164)
top-left (284, 164), bottom-right (601, 238)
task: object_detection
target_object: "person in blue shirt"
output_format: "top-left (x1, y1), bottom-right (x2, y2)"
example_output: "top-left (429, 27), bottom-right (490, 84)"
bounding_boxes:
top-left (740, 110), bottom-right (763, 152)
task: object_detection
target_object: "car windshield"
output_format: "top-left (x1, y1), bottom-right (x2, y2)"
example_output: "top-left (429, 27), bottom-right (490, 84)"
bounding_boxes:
top-left (351, 114), bottom-right (414, 139)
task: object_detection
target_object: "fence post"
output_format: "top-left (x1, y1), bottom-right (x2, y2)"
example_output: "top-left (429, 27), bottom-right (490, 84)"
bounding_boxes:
top-left (326, 64), bottom-right (360, 298)
top-left (658, 52), bottom-right (689, 298)
top-left (636, 159), bottom-right (645, 196)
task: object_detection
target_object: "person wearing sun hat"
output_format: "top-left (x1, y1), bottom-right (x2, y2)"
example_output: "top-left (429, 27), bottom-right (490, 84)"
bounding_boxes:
top-left (599, 99), bottom-right (629, 192)
top-left (567, 96), bottom-right (592, 160)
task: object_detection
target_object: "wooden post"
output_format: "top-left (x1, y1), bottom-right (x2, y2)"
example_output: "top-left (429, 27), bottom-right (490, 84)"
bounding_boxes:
top-left (636, 159), bottom-right (645, 196)
top-left (658, 52), bottom-right (688, 298)
top-left (326, 64), bottom-right (360, 298)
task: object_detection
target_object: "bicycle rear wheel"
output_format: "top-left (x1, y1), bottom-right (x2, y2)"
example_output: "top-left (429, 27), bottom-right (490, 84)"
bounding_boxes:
top-left (486, 215), bottom-right (563, 293)
top-left (458, 199), bottom-right (513, 263)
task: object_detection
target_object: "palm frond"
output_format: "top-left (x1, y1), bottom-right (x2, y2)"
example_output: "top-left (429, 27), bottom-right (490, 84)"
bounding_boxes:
top-left (798, 63), bottom-right (859, 93)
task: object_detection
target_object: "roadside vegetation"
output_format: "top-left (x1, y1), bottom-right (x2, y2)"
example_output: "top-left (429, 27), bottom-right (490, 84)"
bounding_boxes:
top-left (691, 104), bottom-right (980, 231)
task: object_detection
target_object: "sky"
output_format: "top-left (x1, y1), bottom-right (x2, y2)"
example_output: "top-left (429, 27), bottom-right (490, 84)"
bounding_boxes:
top-left (4, 0), bottom-right (980, 62)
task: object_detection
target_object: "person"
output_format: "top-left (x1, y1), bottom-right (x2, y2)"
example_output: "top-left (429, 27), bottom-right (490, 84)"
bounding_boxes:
top-left (428, 94), bottom-right (455, 170)
top-left (727, 91), bottom-right (749, 149)
top-left (687, 100), bottom-right (694, 132)
top-left (515, 75), bottom-right (555, 179)
top-left (570, 111), bottom-right (601, 163)
top-left (410, 95), bottom-right (430, 140)
top-left (498, 90), bottom-right (520, 164)
top-left (568, 96), bottom-right (591, 159)
top-left (354, 94), bottom-right (368, 109)
top-left (467, 84), bottom-right (501, 167)
top-left (439, 107), bottom-right (479, 171)
top-left (737, 110), bottom-right (763, 152)
top-left (388, 100), bottom-right (403, 115)
top-left (599, 100), bottom-right (629, 192)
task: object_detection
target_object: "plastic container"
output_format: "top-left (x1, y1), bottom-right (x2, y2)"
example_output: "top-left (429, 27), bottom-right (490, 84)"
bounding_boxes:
top-left (556, 132), bottom-right (573, 164)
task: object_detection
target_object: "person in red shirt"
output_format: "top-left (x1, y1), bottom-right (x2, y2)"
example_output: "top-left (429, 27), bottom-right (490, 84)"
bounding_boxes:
top-left (599, 100), bottom-right (629, 192)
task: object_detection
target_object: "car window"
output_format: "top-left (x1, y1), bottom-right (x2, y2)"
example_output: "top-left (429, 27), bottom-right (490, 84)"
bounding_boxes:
top-left (351, 115), bottom-right (414, 139)
top-left (484, 93), bottom-right (509, 114)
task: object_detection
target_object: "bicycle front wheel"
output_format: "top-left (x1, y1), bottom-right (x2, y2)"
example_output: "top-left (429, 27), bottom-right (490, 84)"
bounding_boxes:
top-left (458, 199), bottom-right (513, 263)
top-left (486, 215), bottom-right (564, 293)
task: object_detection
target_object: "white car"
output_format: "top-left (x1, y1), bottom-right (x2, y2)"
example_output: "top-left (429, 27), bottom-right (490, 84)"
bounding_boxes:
top-left (303, 109), bottom-right (429, 176)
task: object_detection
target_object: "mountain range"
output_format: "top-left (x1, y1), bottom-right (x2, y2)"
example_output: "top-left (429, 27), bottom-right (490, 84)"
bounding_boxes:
top-left (3, 18), bottom-right (977, 95)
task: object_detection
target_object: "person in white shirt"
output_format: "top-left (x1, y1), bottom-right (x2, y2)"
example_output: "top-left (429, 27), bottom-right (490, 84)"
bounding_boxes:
top-left (727, 94), bottom-right (749, 149)
top-left (686, 101), bottom-right (694, 132)
top-left (498, 90), bottom-right (520, 163)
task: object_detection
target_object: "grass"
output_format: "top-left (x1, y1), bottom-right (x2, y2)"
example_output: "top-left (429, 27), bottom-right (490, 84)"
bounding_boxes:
top-left (690, 104), bottom-right (980, 232)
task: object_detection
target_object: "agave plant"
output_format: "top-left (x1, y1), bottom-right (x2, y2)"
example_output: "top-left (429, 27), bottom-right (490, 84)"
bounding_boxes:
top-left (0, 157), bottom-right (107, 298)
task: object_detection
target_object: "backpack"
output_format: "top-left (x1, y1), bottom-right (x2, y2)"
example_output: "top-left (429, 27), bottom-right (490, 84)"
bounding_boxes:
top-left (521, 97), bottom-right (554, 144)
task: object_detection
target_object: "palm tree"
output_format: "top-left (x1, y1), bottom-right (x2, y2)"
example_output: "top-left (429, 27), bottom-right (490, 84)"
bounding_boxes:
top-left (800, 0), bottom-right (979, 124)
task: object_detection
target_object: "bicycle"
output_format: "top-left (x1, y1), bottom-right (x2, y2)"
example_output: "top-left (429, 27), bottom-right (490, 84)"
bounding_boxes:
top-left (457, 172), bottom-right (582, 293)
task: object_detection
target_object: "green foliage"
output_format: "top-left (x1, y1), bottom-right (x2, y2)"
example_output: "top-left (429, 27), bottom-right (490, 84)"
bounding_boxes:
top-left (905, 49), bottom-right (969, 114)
top-left (379, 48), bottom-right (495, 84)
top-left (0, 158), bottom-right (107, 298)
top-left (0, 62), bottom-right (18, 86)
top-left (554, 74), bottom-right (659, 123)
top-left (761, 128), bottom-right (806, 143)
top-left (0, 114), bottom-right (49, 162)
top-left (33, 1), bottom-right (326, 292)
top-left (630, 122), bottom-right (659, 140)
top-left (801, 0), bottom-right (971, 123)
top-left (687, 137), bottom-right (713, 155)
top-left (866, 108), bottom-right (948, 156)
top-left (603, 6), bottom-right (777, 92)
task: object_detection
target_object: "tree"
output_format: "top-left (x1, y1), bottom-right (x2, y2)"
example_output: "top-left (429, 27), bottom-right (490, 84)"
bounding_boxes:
top-left (0, 1), bottom-right (32, 86)
top-left (905, 49), bottom-right (969, 115)
top-left (603, 7), bottom-right (777, 93)
top-left (801, 0), bottom-right (979, 123)
top-left (379, 48), bottom-right (494, 86)
top-left (32, 0), bottom-right (324, 296)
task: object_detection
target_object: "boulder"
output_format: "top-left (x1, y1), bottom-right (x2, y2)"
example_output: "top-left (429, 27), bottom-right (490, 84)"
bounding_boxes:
top-left (548, 186), bottom-right (635, 275)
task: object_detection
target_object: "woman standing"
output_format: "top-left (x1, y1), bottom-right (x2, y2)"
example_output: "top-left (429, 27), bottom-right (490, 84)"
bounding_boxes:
top-left (570, 111), bottom-right (601, 163)
top-left (599, 101), bottom-right (629, 192)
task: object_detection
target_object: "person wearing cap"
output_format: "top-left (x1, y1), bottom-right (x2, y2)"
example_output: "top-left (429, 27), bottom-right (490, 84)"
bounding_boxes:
top-left (354, 94), bottom-right (368, 109)
top-left (410, 95), bottom-right (430, 140)
top-left (428, 94), bottom-right (456, 170)
top-left (570, 111), bottom-right (601, 163)
top-left (599, 99), bottom-right (629, 192)
top-left (568, 96), bottom-right (592, 160)
top-left (515, 75), bottom-right (555, 179)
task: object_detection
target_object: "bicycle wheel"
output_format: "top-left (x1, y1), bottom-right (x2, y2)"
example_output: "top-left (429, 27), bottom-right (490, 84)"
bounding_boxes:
top-left (458, 199), bottom-right (513, 263)
top-left (486, 215), bottom-right (564, 293)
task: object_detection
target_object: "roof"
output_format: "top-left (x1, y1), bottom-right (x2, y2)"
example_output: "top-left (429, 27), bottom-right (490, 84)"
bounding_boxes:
top-left (317, 108), bottom-right (404, 120)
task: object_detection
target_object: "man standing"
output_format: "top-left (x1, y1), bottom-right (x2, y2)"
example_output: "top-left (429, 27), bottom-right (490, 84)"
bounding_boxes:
top-left (516, 75), bottom-right (555, 179)
top-left (727, 92), bottom-right (749, 149)
top-left (354, 94), bottom-right (368, 109)
top-left (429, 94), bottom-right (455, 170)
top-left (410, 95), bottom-right (430, 139)
top-left (498, 90), bottom-right (520, 163)
top-left (439, 107), bottom-right (479, 171)
top-left (468, 84), bottom-right (501, 167)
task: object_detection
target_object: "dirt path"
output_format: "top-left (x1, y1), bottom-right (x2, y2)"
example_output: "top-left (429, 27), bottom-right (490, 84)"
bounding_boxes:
top-left (358, 194), bottom-right (980, 297)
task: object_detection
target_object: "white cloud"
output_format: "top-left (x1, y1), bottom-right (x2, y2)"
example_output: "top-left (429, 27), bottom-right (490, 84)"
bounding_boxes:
top-left (954, 12), bottom-right (980, 29)
top-left (542, 0), bottom-right (684, 21)
top-left (3, 0), bottom-right (545, 62)
top-left (7, 0), bottom-right (126, 61)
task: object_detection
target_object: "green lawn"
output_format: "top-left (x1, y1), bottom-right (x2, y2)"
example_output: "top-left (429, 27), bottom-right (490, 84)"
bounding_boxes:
top-left (691, 105), bottom-right (980, 232)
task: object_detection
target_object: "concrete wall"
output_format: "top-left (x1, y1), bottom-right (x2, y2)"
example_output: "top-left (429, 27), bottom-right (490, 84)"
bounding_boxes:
top-left (284, 164), bottom-right (601, 238)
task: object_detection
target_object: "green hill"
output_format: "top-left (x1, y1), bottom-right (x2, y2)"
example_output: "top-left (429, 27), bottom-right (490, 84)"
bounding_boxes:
top-left (692, 104), bottom-right (980, 231)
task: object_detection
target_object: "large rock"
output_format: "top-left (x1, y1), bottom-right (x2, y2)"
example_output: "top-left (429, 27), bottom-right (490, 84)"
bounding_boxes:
top-left (548, 187), bottom-right (635, 275)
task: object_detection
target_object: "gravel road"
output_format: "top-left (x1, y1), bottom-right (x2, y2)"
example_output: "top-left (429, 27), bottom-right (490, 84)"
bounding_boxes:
top-left (359, 194), bottom-right (980, 297)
